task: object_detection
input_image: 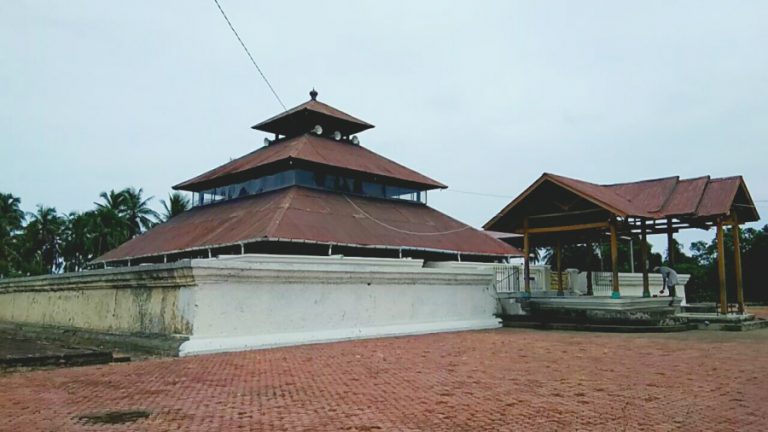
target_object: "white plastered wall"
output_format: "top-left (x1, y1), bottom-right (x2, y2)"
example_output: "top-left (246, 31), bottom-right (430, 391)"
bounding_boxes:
top-left (178, 255), bottom-right (500, 356)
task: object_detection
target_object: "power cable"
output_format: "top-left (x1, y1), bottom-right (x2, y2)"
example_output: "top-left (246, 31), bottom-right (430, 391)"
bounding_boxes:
top-left (441, 189), bottom-right (515, 199)
top-left (212, 0), bottom-right (287, 111)
top-left (344, 195), bottom-right (472, 236)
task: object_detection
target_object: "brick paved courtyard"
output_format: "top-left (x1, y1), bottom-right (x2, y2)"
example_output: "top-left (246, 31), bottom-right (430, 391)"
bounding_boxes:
top-left (1, 327), bottom-right (767, 431)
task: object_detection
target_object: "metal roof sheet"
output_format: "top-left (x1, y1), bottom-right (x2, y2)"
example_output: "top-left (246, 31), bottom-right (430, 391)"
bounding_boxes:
top-left (485, 173), bottom-right (759, 230)
top-left (174, 134), bottom-right (447, 191)
top-left (96, 186), bottom-right (520, 263)
top-left (252, 98), bottom-right (374, 136)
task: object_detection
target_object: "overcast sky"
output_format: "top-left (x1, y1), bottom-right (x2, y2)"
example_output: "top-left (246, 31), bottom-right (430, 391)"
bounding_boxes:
top-left (2, 1), bottom-right (766, 253)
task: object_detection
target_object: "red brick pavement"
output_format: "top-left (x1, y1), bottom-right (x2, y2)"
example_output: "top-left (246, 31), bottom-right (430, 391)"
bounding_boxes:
top-left (1, 328), bottom-right (767, 431)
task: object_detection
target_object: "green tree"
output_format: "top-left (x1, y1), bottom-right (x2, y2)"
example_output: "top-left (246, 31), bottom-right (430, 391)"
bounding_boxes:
top-left (90, 207), bottom-right (130, 257)
top-left (21, 205), bottom-right (65, 275)
top-left (159, 191), bottom-right (190, 222)
top-left (95, 189), bottom-right (126, 213)
top-left (61, 211), bottom-right (97, 272)
top-left (542, 243), bottom-right (600, 271)
top-left (0, 193), bottom-right (26, 276)
top-left (121, 187), bottom-right (158, 237)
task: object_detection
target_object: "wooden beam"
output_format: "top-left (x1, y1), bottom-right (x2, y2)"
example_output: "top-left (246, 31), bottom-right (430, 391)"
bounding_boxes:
top-left (528, 208), bottom-right (606, 220)
top-left (641, 220), bottom-right (650, 298)
top-left (717, 220), bottom-right (727, 314)
top-left (515, 221), bottom-right (610, 235)
top-left (667, 218), bottom-right (675, 265)
top-left (523, 217), bottom-right (531, 295)
top-left (610, 218), bottom-right (620, 298)
top-left (556, 240), bottom-right (563, 296)
top-left (733, 219), bottom-right (745, 314)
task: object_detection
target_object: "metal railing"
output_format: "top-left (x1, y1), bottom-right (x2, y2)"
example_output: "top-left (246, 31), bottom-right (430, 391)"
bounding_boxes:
top-left (493, 265), bottom-right (520, 292)
top-left (592, 271), bottom-right (614, 295)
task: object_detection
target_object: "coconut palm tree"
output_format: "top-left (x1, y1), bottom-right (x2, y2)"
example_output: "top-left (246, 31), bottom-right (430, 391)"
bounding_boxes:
top-left (159, 192), bottom-right (191, 222)
top-left (121, 187), bottom-right (159, 237)
top-left (0, 193), bottom-right (25, 276)
top-left (95, 189), bottom-right (126, 213)
top-left (23, 205), bottom-right (65, 274)
top-left (61, 211), bottom-right (98, 272)
top-left (90, 206), bottom-right (130, 257)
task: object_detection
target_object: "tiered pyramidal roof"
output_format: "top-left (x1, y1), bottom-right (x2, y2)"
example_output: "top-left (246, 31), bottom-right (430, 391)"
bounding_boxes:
top-left (96, 91), bottom-right (519, 264)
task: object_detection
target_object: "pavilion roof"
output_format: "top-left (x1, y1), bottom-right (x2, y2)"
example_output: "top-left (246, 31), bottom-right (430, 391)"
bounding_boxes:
top-left (95, 186), bottom-right (520, 263)
top-left (485, 173), bottom-right (760, 234)
top-left (173, 134), bottom-right (447, 192)
top-left (252, 94), bottom-right (374, 136)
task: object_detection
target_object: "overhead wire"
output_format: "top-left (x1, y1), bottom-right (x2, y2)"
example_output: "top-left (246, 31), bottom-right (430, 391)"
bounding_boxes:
top-left (344, 195), bottom-right (472, 236)
top-left (212, 0), bottom-right (287, 111)
top-left (441, 189), bottom-right (515, 199)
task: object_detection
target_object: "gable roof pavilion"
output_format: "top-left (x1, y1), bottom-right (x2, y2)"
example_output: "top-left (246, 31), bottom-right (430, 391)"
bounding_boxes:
top-left (96, 91), bottom-right (520, 265)
top-left (484, 172), bottom-right (759, 313)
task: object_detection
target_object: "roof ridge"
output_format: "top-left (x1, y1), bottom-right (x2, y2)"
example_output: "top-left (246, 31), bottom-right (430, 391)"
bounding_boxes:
top-left (676, 175), bottom-right (711, 183)
top-left (602, 175), bottom-right (680, 187)
top-left (308, 99), bottom-right (373, 126)
top-left (357, 144), bottom-right (447, 189)
top-left (653, 176), bottom-right (682, 214)
top-left (544, 173), bottom-right (642, 217)
top-left (708, 175), bottom-right (743, 182)
top-left (689, 175), bottom-right (712, 215)
top-left (264, 186), bottom-right (297, 237)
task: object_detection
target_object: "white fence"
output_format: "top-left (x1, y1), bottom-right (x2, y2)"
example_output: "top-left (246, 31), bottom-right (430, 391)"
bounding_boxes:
top-left (483, 264), bottom-right (689, 303)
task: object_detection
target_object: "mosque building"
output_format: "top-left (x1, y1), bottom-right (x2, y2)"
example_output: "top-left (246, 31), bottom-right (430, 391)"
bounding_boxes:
top-left (95, 90), bottom-right (520, 266)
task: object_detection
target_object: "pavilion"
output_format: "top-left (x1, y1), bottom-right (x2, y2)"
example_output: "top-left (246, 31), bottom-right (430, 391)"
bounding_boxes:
top-left (484, 173), bottom-right (760, 314)
top-left (95, 90), bottom-right (520, 266)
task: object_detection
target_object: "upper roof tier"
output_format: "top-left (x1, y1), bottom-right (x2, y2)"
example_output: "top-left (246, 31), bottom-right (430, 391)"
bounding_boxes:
top-left (175, 91), bottom-right (446, 192)
top-left (252, 89), bottom-right (374, 137)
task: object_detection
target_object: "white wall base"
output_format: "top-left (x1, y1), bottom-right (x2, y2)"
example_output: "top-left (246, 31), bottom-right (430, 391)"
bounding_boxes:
top-left (179, 318), bottom-right (501, 356)
top-left (0, 254), bottom-right (500, 357)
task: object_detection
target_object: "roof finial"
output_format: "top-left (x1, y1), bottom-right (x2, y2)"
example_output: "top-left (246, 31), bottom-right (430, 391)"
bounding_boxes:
top-left (309, 88), bottom-right (318, 101)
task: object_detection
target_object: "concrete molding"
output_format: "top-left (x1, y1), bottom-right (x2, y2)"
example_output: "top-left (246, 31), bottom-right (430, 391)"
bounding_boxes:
top-left (179, 318), bottom-right (502, 356)
top-left (529, 297), bottom-right (681, 312)
top-left (190, 256), bottom-right (494, 286)
top-left (0, 262), bottom-right (195, 294)
top-left (214, 254), bottom-right (426, 268)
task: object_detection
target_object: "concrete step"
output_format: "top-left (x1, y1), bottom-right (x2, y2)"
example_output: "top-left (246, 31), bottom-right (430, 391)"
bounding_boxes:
top-left (721, 319), bottom-right (768, 332)
top-left (500, 319), bottom-right (695, 333)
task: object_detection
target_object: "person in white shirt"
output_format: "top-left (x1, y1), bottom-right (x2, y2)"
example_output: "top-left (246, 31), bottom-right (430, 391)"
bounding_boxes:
top-left (653, 266), bottom-right (678, 298)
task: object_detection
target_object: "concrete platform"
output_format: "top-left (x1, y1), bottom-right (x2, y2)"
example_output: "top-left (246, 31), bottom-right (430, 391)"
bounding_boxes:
top-left (500, 319), bottom-right (695, 333)
top-left (520, 296), bottom-right (685, 327)
top-left (677, 312), bottom-right (768, 331)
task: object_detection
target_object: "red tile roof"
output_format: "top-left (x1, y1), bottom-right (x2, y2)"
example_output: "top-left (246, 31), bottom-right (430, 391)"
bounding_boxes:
top-left (96, 186), bottom-right (520, 263)
top-left (173, 134), bottom-right (447, 191)
top-left (485, 173), bottom-right (759, 230)
top-left (252, 99), bottom-right (374, 135)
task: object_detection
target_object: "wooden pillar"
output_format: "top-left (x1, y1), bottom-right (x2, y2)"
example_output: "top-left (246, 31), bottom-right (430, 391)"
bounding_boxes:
top-left (641, 220), bottom-right (650, 298)
top-left (667, 218), bottom-right (675, 265)
top-left (523, 218), bottom-right (531, 295)
top-left (556, 240), bottom-right (564, 296)
top-left (716, 220), bottom-right (727, 314)
top-left (610, 218), bottom-right (620, 299)
top-left (732, 219), bottom-right (745, 314)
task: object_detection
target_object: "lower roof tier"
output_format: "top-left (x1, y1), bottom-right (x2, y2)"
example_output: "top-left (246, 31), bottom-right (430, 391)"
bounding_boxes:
top-left (95, 186), bottom-right (520, 263)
